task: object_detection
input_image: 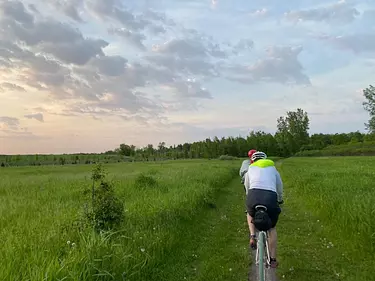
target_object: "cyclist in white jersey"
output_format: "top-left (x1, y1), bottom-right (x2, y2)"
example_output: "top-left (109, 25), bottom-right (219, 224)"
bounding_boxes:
top-left (244, 151), bottom-right (284, 268)
top-left (239, 149), bottom-right (257, 188)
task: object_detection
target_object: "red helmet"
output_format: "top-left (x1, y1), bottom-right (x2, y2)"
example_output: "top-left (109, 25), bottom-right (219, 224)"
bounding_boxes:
top-left (248, 149), bottom-right (257, 158)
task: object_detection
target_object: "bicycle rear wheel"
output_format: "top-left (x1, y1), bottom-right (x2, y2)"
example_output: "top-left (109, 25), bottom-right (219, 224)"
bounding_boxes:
top-left (258, 231), bottom-right (265, 281)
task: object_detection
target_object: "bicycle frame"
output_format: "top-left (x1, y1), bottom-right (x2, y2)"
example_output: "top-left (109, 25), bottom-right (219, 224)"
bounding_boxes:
top-left (255, 230), bottom-right (270, 281)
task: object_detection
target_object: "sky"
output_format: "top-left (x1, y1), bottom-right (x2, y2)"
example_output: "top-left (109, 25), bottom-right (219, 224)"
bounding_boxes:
top-left (0, 0), bottom-right (374, 154)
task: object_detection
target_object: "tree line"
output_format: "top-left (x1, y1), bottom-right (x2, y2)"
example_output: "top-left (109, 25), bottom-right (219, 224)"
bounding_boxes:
top-left (1, 84), bottom-right (375, 166)
top-left (109, 85), bottom-right (375, 160)
top-left (108, 111), bottom-right (374, 160)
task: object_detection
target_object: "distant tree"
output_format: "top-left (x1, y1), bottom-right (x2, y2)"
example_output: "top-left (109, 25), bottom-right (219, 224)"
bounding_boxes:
top-left (182, 142), bottom-right (190, 158)
top-left (119, 143), bottom-right (132, 156)
top-left (157, 142), bottom-right (166, 158)
top-left (59, 157), bottom-right (66, 165)
top-left (363, 85), bottom-right (375, 133)
top-left (286, 108), bottom-right (310, 148)
top-left (146, 144), bottom-right (154, 158)
top-left (331, 133), bottom-right (350, 145)
top-left (309, 133), bottom-right (332, 150)
top-left (275, 116), bottom-right (294, 156)
top-left (129, 145), bottom-right (136, 156)
top-left (275, 108), bottom-right (310, 155)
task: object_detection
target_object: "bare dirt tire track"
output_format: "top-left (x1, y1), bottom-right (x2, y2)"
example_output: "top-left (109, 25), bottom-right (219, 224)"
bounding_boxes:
top-left (248, 247), bottom-right (280, 281)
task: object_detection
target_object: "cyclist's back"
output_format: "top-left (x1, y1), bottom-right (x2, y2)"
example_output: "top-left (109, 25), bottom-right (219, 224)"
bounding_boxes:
top-left (245, 158), bottom-right (282, 198)
top-left (245, 157), bottom-right (283, 214)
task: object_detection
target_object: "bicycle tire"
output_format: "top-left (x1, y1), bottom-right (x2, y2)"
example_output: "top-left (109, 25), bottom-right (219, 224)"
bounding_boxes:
top-left (258, 231), bottom-right (265, 281)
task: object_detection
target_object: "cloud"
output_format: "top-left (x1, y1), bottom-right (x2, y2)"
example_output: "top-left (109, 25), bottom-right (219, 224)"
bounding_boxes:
top-left (0, 116), bottom-right (43, 140)
top-left (0, 82), bottom-right (25, 92)
top-left (27, 3), bottom-right (39, 14)
top-left (361, 9), bottom-right (375, 25)
top-left (0, 2), bottom-right (152, 119)
top-left (0, 128), bottom-right (46, 140)
top-left (226, 45), bottom-right (310, 85)
top-left (24, 113), bottom-right (44, 122)
top-left (318, 33), bottom-right (375, 54)
top-left (41, 38), bottom-right (108, 65)
top-left (163, 79), bottom-right (213, 99)
top-left (284, 1), bottom-right (360, 24)
top-left (148, 25), bottom-right (167, 35)
top-left (84, 0), bottom-right (149, 31)
top-left (49, 0), bottom-right (84, 22)
top-left (0, 116), bottom-right (20, 131)
top-left (144, 32), bottom-right (240, 88)
top-left (108, 27), bottom-right (146, 50)
top-left (0, 0), bottom-right (34, 25)
top-left (145, 54), bottom-right (217, 77)
top-left (81, 1), bottom-right (174, 50)
top-left (248, 8), bottom-right (269, 18)
top-left (0, 0), bottom-right (237, 123)
top-left (152, 39), bottom-right (209, 58)
top-left (0, 3), bottom-right (108, 65)
top-left (0, 40), bottom-right (63, 75)
top-left (232, 39), bottom-right (254, 53)
top-left (87, 55), bottom-right (128, 77)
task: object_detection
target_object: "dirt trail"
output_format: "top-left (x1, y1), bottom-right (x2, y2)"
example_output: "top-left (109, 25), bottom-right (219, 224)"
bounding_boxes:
top-left (248, 247), bottom-right (280, 281)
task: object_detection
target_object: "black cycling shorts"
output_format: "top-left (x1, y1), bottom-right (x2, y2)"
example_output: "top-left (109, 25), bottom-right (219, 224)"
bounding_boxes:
top-left (246, 188), bottom-right (281, 228)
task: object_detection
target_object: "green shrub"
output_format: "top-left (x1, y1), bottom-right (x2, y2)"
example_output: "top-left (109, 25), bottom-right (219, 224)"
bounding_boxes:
top-left (134, 173), bottom-right (158, 189)
top-left (219, 155), bottom-right (237, 160)
top-left (84, 164), bottom-right (124, 232)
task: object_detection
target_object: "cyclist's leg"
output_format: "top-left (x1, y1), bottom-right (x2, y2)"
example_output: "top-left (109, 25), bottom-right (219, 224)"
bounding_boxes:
top-left (246, 189), bottom-right (257, 249)
top-left (268, 227), bottom-right (277, 260)
top-left (268, 207), bottom-right (281, 268)
top-left (246, 212), bottom-right (256, 236)
top-left (245, 189), bottom-right (256, 236)
top-left (247, 213), bottom-right (257, 249)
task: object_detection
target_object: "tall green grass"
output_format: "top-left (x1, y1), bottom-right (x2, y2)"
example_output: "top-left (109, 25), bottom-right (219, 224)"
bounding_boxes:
top-left (0, 160), bottom-right (239, 280)
top-left (295, 141), bottom-right (375, 156)
top-left (277, 157), bottom-right (375, 280)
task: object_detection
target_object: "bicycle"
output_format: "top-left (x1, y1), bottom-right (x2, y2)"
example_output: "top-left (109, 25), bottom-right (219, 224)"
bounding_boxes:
top-left (253, 205), bottom-right (271, 281)
top-left (253, 201), bottom-right (283, 281)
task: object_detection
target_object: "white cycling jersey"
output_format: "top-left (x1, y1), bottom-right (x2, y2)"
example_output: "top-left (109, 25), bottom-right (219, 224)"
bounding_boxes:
top-left (239, 159), bottom-right (250, 181)
top-left (244, 159), bottom-right (283, 202)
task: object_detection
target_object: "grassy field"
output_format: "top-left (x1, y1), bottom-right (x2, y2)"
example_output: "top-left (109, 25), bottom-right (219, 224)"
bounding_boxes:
top-left (0, 159), bottom-right (253, 281)
top-left (276, 156), bottom-right (375, 281)
top-left (2, 156), bottom-right (375, 281)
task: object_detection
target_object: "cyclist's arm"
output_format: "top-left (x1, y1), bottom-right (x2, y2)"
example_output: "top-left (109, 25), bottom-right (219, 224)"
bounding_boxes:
top-left (241, 171), bottom-right (247, 184)
top-left (244, 171), bottom-right (250, 193)
top-left (275, 170), bottom-right (283, 203)
top-left (239, 159), bottom-right (250, 177)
